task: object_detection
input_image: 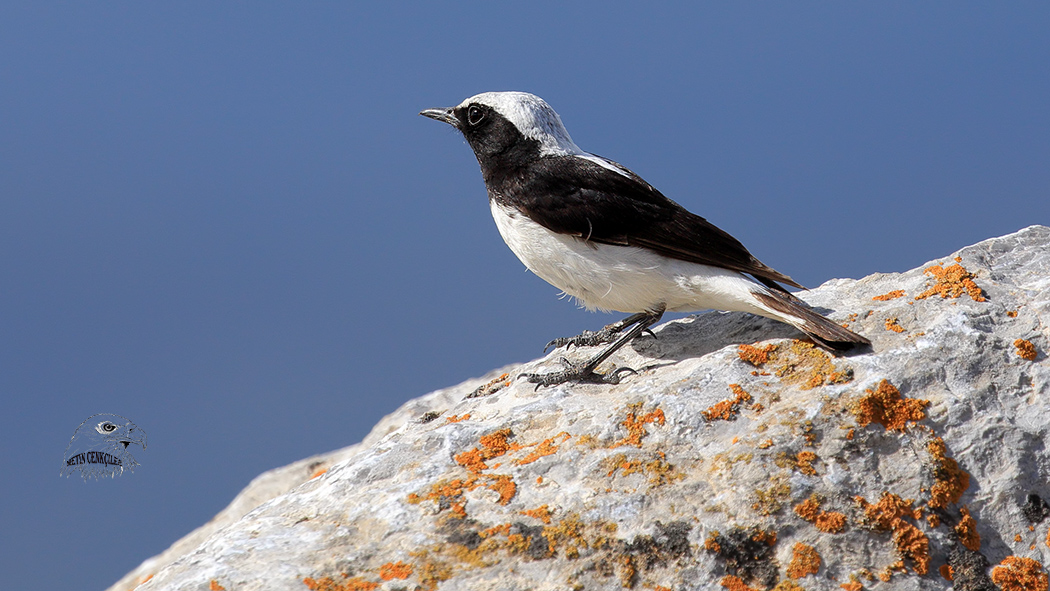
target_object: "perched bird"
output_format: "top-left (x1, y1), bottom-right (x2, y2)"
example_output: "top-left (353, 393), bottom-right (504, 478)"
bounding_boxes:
top-left (61, 413), bottom-right (147, 480)
top-left (421, 92), bottom-right (869, 386)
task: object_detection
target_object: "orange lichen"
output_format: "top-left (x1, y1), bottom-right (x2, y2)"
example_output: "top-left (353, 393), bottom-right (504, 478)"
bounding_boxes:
top-left (955, 506), bottom-right (981, 551)
top-left (855, 493), bottom-right (930, 575)
top-left (884, 318), bottom-right (905, 333)
top-left (817, 512), bottom-right (848, 533)
top-left (705, 535), bottom-right (721, 553)
top-left (406, 478), bottom-right (469, 517)
top-left (479, 428), bottom-right (518, 456)
top-left (406, 472), bottom-right (517, 518)
top-left (378, 561), bottom-right (413, 581)
top-left (702, 385), bottom-right (752, 421)
top-left (752, 529), bottom-right (778, 545)
top-left (786, 542), bottom-right (821, 578)
top-left (873, 290), bottom-right (906, 301)
top-left (310, 468), bottom-right (327, 479)
top-left (515, 432), bottom-right (571, 465)
top-left (520, 504), bottom-right (553, 524)
top-left (853, 380), bottom-right (929, 432)
top-left (445, 414), bottom-right (471, 423)
top-left (479, 523), bottom-right (511, 538)
top-left (612, 405), bottom-right (665, 447)
top-left (773, 340), bottom-right (853, 389)
top-left (940, 564), bottom-right (954, 580)
top-left (1007, 310), bottom-right (1019, 318)
top-left (892, 522), bottom-right (931, 575)
top-left (209, 581), bottom-right (226, 591)
top-left (603, 452), bottom-right (684, 486)
top-left (795, 451), bottom-right (818, 476)
top-left (487, 474), bottom-right (516, 505)
top-left (840, 581), bottom-right (864, 591)
top-left (720, 575), bottom-right (763, 591)
top-left (452, 449), bottom-right (488, 474)
top-left (738, 343), bottom-right (777, 366)
top-left (927, 436), bottom-right (970, 509)
top-left (914, 262), bottom-right (986, 302)
top-left (618, 555), bottom-right (637, 587)
top-left (415, 559), bottom-right (453, 591)
top-left (302, 577), bottom-right (379, 591)
top-left (857, 493), bottom-right (920, 529)
top-left (758, 439), bottom-right (774, 449)
top-left (470, 373), bottom-right (511, 398)
top-left (794, 496), bottom-right (847, 533)
top-left (541, 513), bottom-right (595, 559)
top-left (1015, 339), bottom-right (1039, 361)
top-left (453, 428), bottom-right (521, 473)
top-left (991, 556), bottom-right (1049, 591)
top-left (795, 497), bottom-right (821, 521)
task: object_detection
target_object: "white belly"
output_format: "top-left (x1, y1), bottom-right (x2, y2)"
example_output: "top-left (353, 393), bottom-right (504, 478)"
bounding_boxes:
top-left (489, 201), bottom-right (771, 316)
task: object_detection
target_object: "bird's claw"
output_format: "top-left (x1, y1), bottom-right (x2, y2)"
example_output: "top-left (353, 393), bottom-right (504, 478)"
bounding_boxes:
top-left (519, 362), bottom-right (636, 389)
top-left (608, 366), bottom-right (638, 380)
top-left (544, 331), bottom-right (596, 353)
top-left (543, 327), bottom-right (622, 353)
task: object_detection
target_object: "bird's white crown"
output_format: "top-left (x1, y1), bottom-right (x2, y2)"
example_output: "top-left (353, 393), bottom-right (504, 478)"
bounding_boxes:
top-left (459, 91), bottom-right (583, 157)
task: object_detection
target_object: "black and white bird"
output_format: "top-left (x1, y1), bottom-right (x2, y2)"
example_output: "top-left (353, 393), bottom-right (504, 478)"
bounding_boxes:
top-left (421, 91), bottom-right (869, 387)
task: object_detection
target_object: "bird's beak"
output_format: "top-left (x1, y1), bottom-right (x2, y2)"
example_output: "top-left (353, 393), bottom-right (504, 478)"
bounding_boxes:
top-left (125, 427), bottom-right (147, 449)
top-left (419, 107), bottom-right (458, 128)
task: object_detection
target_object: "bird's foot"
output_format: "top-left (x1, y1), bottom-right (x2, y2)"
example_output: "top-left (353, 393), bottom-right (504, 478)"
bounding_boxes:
top-left (519, 358), bottom-right (636, 388)
top-left (544, 324), bottom-right (624, 353)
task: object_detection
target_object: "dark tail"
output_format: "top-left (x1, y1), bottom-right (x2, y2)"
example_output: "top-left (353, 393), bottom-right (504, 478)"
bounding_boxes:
top-left (752, 290), bottom-right (871, 354)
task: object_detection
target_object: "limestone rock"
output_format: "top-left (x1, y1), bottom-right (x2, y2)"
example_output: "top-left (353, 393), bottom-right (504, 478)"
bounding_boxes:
top-left (112, 226), bottom-right (1050, 591)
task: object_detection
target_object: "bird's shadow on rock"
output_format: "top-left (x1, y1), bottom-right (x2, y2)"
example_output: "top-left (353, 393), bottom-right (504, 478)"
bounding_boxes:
top-left (627, 311), bottom-right (801, 362)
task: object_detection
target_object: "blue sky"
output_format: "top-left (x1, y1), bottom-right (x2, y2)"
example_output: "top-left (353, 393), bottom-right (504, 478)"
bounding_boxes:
top-left (2, 4), bottom-right (1048, 590)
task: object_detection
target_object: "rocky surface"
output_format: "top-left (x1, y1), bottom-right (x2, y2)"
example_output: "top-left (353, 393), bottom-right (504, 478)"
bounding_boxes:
top-left (112, 226), bottom-right (1049, 591)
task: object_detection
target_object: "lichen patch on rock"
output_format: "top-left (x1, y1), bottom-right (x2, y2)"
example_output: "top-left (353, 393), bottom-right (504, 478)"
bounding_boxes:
top-left (1015, 338), bottom-right (1039, 361)
top-left (914, 260), bottom-right (986, 302)
top-left (851, 379), bottom-right (928, 432)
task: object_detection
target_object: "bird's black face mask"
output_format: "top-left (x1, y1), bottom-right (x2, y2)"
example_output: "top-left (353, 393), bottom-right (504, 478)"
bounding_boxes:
top-left (453, 104), bottom-right (541, 172)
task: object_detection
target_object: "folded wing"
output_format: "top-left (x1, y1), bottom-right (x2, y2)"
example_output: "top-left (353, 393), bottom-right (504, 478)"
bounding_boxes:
top-left (508, 154), bottom-right (804, 291)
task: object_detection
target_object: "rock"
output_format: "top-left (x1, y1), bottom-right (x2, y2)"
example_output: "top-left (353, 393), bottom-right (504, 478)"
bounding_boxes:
top-left (112, 226), bottom-right (1050, 591)
top-left (107, 379), bottom-right (476, 591)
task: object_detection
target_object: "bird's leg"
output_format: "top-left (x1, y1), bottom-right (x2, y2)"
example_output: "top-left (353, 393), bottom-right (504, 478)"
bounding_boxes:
top-left (543, 311), bottom-right (652, 353)
top-left (523, 306), bottom-right (665, 387)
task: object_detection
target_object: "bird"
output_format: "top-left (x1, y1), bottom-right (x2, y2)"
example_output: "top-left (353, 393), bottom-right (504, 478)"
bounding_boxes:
top-left (61, 413), bottom-right (147, 479)
top-left (420, 91), bottom-right (870, 387)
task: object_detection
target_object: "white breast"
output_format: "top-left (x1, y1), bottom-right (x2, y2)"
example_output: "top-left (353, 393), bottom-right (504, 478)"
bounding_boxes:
top-left (489, 201), bottom-right (771, 316)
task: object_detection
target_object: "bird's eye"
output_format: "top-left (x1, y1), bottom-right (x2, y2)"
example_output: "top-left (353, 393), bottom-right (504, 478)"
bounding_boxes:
top-left (97, 422), bottom-right (117, 433)
top-left (467, 105), bottom-right (485, 126)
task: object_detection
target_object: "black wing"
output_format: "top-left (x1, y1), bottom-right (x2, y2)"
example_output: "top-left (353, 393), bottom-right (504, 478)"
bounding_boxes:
top-left (503, 154), bottom-right (803, 290)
